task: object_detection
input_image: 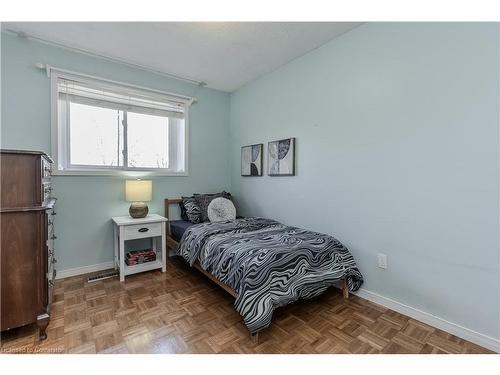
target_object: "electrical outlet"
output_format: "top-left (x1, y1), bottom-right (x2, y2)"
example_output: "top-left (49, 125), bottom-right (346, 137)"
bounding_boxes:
top-left (377, 253), bottom-right (388, 269)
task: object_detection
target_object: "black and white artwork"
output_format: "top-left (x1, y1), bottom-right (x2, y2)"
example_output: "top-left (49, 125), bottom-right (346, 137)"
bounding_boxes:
top-left (268, 138), bottom-right (295, 176)
top-left (241, 144), bottom-right (263, 176)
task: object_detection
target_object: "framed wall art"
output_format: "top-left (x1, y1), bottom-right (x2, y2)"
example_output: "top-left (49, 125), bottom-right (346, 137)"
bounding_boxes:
top-left (241, 143), bottom-right (263, 176)
top-left (268, 138), bottom-right (295, 176)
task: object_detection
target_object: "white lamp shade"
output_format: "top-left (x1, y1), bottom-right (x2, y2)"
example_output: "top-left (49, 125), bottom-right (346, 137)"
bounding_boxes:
top-left (125, 180), bottom-right (152, 202)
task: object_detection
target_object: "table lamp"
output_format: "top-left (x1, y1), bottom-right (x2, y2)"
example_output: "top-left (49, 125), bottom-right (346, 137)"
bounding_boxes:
top-left (126, 179), bottom-right (152, 218)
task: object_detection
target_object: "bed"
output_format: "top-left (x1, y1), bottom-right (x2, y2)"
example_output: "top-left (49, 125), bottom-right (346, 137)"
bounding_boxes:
top-left (164, 198), bottom-right (363, 341)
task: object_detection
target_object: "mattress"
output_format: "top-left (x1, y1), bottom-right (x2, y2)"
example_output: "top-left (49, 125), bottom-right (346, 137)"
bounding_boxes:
top-left (169, 220), bottom-right (195, 242)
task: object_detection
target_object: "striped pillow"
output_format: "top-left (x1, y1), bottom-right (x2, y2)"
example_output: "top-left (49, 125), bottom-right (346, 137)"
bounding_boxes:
top-left (182, 196), bottom-right (201, 224)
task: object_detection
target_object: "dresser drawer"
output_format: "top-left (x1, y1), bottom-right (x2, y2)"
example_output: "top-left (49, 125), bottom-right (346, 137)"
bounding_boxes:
top-left (47, 256), bottom-right (56, 281)
top-left (42, 182), bottom-right (53, 204)
top-left (42, 157), bottom-right (52, 179)
top-left (123, 222), bottom-right (162, 240)
top-left (46, 217), bottom-right (56, 243)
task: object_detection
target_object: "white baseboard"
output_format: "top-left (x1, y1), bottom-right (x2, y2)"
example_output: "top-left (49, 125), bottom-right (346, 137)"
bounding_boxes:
top-left (55, 261), bottom-right (115, 280)
top-left (353, 288), bottom-right (500, 353)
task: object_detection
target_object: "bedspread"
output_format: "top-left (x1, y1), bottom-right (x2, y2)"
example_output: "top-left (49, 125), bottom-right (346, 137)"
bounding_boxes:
top-left (177, 217), bottom-right (363, 334)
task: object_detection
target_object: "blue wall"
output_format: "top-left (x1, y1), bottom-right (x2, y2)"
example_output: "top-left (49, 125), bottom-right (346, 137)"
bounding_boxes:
top-left (2, 23), bottom-right (499, 343)
top-left (1, 33), bottom-right (230, 271)
top-left (229, 23), bottom-right (500, 340)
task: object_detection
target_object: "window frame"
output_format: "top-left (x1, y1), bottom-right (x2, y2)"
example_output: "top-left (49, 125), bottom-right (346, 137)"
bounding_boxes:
top-left (50, 69), bottom-right (191, 176)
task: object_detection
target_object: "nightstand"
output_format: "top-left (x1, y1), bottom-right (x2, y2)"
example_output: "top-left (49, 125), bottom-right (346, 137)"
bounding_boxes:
top-left (112, 214), bottom-right (168, 282)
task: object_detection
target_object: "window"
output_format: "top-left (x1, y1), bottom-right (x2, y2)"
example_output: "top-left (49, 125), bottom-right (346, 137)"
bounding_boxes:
top-left (51, 70), bottom-right (191, 175)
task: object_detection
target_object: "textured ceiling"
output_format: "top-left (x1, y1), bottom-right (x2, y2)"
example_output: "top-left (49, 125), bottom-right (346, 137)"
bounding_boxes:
top-left (3, 22), bottom-right (361, 92)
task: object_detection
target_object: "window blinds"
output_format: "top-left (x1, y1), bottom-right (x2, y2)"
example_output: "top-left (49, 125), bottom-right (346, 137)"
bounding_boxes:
top-left (57, 77), bottom-right (185, 119)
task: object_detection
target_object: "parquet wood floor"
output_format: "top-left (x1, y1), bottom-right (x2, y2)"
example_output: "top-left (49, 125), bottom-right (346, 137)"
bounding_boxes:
top-left (0, 257), bottom-right (493, 354)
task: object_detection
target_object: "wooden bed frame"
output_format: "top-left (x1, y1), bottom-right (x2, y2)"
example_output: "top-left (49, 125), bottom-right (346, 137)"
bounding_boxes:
top-left (164, 197), bottom-right (349, 343)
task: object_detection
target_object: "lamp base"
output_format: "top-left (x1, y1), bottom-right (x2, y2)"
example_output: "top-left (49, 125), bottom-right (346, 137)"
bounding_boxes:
top-left (129, 202), bottom-right (149, 218)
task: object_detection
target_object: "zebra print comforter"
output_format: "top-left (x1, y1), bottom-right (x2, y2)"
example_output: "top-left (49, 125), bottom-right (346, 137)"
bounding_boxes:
top-left (177, 217), bottom-right (363, 334)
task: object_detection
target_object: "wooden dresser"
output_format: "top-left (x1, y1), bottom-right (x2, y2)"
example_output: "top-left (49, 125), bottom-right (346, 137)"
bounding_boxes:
top-left (0, 149), bottom-right (57, 340)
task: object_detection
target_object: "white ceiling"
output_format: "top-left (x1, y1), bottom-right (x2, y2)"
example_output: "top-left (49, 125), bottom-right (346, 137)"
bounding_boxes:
top-left (3, 22), bottom-right (361, 92)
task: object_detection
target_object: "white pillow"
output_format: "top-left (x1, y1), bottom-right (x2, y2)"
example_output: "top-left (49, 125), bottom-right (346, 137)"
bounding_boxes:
top-left (207, 197), bottom-right (236, 222)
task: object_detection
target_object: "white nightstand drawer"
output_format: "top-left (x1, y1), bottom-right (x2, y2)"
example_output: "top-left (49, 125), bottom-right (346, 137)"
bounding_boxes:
top-left (123, 222), bottom-right (162, 240)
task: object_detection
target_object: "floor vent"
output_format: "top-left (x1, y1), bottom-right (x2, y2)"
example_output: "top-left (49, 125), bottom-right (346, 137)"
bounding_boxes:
top-left (87, 270), bottom-right (118, 283)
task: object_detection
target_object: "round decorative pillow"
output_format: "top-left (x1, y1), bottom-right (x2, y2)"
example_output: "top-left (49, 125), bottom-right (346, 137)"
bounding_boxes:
top-left (207, 197), bottom-right (236, 222)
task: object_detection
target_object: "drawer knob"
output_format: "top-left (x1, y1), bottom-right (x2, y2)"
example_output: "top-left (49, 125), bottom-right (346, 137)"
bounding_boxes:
top-left (138, 228), bottom-right (149, 233)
